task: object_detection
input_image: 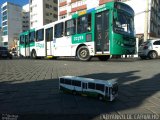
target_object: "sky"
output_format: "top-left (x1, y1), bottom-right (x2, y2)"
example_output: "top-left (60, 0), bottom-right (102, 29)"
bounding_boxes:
top-left (0, 0), bottom-right (29, 27)
top-left (0, 0), bottom-right (29, 6)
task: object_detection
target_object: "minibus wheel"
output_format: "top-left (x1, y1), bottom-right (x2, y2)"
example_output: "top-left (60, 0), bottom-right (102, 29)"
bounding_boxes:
top-left (31, 50), bottom-right (37, 59)
top-left (98, 95), bottom-right (104, 101)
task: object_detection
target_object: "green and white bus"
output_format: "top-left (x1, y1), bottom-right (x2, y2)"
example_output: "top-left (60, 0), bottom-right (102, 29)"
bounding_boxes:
top-left (19, 1), bottom-right (136, 61)
top-left (59, 76), bottom-right (118, 101)
top-left (19, 29), bottom-right (36, 58)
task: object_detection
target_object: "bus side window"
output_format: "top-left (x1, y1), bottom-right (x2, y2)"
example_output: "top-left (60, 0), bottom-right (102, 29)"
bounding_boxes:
top-left (25, 35), bottom-right (29, 45)
top-left (46, 27), bottom-right (53, 42)
top-left (72, 80), bottom-right (81, 87)
top-left (60, 78), bottom-right (65, 83)
top-left (88, 83), bottom-right (95, 89)
top-left (87, 14), bottom-right (91, 32)
top-left (105, 87), bottom-right (109, 95)
top-left (77, 14), bottom-right (91, 34)
top-left (54, 22), bottom-right (64, 38)
top-left (65, 79), bottom-right (71, 85)
top-left (29, 31), bottom-right (35, 43)
top-left (36, 29), bottom-right (44, 41)
top-left (20, 35), bottom-right (25, 44)
top-left (96, 84), bottom-right (104, 92)
top-left (65, 19), bottom-right (76, 36)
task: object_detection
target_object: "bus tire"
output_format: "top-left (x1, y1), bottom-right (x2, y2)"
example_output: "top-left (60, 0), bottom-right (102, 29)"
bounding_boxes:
top-left (98, 95), bottom-right (104, 101)
top-left (98, 55), bottom-right (110, 61)
top-left (31, 50), bottom-right (37, 59)
top-left (72, 90), bottom-right (77, 95)
top-left (77, 46), bottom-right (91, 61)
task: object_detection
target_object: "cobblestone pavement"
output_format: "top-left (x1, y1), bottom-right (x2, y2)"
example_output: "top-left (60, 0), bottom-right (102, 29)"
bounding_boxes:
top-left (0, 58), bottom-right (160, 120)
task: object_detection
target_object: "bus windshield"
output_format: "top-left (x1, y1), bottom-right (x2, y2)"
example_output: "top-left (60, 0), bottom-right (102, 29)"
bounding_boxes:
top-left (114, 11), bottom-right (134, 36)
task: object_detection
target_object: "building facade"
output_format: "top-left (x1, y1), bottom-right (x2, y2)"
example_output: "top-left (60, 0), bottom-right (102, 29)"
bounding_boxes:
top-left (58, 0), bottom-right (121, 20)
top-left (1, 2), bottom-right (22, 48)
top-left (158, 6), bottom-right (160, 37)
top-left (22, 4), bottom-right (30, 32)
top-left (0, 27), bottom-right (3, 46)
top-left (29, 0), bottom-right (58, 29)
top-left (58, 0), bottom-right (99, 20)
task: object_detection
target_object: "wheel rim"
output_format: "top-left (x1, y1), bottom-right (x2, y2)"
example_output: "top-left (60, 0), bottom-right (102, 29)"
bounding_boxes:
top-left (32, 51), bottom-right (36, 58)
top-left (32, 53), bottom-right (35, 58)
top-left (77, 46), bottom-right (91, 61)
top-left (78, 48), bottom-right (89, 60)
top-left (33, 53), bottom-right (36, 58)
top-left (80, 49), bottom-right (88, 58)
top-left (99, 96), bottom-right (103, 100)
top-left (150, 52), bottom-right (156, 58)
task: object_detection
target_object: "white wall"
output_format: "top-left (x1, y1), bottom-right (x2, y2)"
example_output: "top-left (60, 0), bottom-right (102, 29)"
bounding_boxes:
top-left (30, 0), bottom-right (44, 29)
top-left (23, 4), bottom-right (29, 12)
top-left (86, 0), bottom-right (99, 9)
top-left (2, 36), bottom-right (8, 43)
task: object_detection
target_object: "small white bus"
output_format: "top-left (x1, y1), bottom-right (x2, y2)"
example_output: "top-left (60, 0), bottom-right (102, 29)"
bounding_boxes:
top-left (59, 76), bottom-right (118, 101)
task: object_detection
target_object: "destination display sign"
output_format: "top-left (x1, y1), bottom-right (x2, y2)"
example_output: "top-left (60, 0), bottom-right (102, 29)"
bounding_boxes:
top-left (115, 3), bottom-right (134, 15)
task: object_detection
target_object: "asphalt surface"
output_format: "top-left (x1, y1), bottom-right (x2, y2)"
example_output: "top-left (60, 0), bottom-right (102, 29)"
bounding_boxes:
top-left (0, 58), bottom-right (160, 120)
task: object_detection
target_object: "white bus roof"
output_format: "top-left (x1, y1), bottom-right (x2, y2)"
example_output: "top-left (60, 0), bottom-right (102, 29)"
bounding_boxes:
top-left (59, 76), bottom-right (117, 86)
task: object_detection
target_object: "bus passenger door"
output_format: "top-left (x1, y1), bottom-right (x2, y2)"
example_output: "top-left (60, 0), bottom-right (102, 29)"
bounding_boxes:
top-left (19, 35), bottom-right (25, 57)
top-left (25, 35), bottom-right (30, 57)
top-left (45, 27), bottom-right (53, 56)
top-left (82, 83), bottom-right (88, 93)
top-left (95, 10), bottom-right (109, 54)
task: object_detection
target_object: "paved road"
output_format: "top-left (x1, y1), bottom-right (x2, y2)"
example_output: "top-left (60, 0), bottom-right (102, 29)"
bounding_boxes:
top-left (0, 58), bottom-right (160, 120)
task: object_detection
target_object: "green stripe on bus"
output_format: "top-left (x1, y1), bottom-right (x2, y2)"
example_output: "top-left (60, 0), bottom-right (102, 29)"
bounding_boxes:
top-left (19, 42), bottom-right (35, 48)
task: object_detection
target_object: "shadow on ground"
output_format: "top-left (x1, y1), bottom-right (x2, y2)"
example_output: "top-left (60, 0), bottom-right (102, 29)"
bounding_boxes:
top-left (0, 71), bottom-right (160, 120)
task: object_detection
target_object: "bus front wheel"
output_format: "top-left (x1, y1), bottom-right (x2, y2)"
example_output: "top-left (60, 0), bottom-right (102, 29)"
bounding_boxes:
top-left (98, 95), bottom-right (104, 101)
top-left (77, 46), bottom-right (91, 61)
top-left (31, 50), bottom-right (37, 59)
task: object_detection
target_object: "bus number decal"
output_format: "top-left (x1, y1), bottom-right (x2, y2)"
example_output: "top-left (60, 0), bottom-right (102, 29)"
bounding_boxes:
top-left (36, 43), bottom-right (44, 48)
top-left (96, 8), bottom-right (107, 13)
top-left (72, 35), bottom-right (84, 44)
